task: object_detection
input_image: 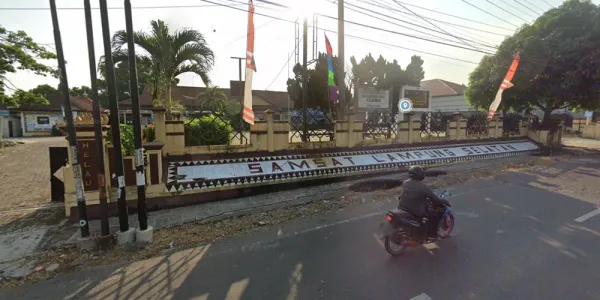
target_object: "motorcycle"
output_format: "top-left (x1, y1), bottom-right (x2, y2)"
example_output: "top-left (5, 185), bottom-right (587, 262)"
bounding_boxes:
top-left (379, 190), bottom-right (455, 256)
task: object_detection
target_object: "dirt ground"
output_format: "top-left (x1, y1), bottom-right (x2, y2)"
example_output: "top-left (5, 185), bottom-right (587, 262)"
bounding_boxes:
top-left (0, 137), bottom-right (66, 211)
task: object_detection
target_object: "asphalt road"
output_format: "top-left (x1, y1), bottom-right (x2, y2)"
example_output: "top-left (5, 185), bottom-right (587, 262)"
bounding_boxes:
top-left (2, 157), bottom-right (600, 300)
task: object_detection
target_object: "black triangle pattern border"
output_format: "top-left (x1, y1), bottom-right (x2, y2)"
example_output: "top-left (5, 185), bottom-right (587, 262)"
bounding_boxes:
top-left (169, 139), bottom-right (531, 167)
top-left (164, 148), bottom-right (535, 192)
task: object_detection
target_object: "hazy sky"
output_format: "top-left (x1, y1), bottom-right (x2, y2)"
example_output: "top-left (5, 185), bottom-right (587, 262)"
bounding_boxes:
top-left (1, 0), bottom-right (573, 95)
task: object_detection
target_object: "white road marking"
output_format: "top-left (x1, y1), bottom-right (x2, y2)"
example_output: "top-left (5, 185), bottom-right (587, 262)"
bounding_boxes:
top-left (574, 208), bottom-right (600, 223)
top-left (373, 233), bottom-right (385, 249)
top-left (409, 293), bottom-right (432, 300)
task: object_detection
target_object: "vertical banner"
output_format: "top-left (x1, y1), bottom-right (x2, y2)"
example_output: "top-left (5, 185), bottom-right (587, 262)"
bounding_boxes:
top-left (488, 53), bottom-right (520, 119)
top-left (325, 34), bottom-right (339, 103)
top-left (243, 0), bottom-right (256, 125)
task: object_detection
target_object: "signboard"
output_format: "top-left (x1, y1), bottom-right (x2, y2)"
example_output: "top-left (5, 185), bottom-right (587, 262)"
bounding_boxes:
top-left (0, 110), bottom-right (8, 117)
top-left (401, 86), bottom-right (431, 110)
top-left (355, 86), bottom-right (391, 112)
top-left (166, 140), bottom-right (539, 192)
top-left (77, 139), bottom-right (99, 191)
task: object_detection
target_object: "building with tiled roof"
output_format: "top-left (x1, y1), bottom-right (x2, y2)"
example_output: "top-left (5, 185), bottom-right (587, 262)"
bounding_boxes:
top-left (2, 94), bottom-right (108, 137)
top-left (420, 79), bottom-right (476, 112)
top-left (119, 81), bottom-right (291, 123)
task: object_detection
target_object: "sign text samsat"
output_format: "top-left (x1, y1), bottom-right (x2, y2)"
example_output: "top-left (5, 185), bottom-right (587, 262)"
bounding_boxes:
top-left (175, 141), bottom-right (538, 183)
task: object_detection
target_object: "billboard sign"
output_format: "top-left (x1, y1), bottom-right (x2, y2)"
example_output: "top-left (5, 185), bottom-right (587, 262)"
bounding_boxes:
top-left (401, 86), bottom-right (431, 111)
top-left (355, 85), bottom-right (391, 112)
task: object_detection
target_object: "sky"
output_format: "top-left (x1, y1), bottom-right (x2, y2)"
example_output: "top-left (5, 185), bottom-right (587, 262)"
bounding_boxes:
top-left (0, 0), bottom-right (576, 95)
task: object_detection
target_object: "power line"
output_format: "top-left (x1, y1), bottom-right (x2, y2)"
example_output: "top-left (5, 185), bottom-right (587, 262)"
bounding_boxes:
top-left (380, 0), bottom-right (515, 31)
top-left (522, 0), bottom-right (546, 13)
top-left (217, 18), bottom-right (278, 49)
top-left (341, 1), bottom-right (497, 50)
top-left (318, 14), bottom-right (495, 55)
top-left (362, 0), bottom-right (505, 50)
top-left (197, 0), bottom-right (488, 65)
top-left (539, 0), bottom-right (555, 8)
top-left (484, 0), bottom-right (531, 24)
top-left (513, 0), bottom-right (542, 16)
top-left (0, 3), bottom-right (247, 11)
top-left (461, 0), bottom-right (520, 28)
top-left (360, 0), bottom-right (509, 37)
top-left (392, 0), bottom-right (487, 52)
top-left (498, 0), bottom-right (538, 19)
top-left (265, 37), bottom-right (302, 90)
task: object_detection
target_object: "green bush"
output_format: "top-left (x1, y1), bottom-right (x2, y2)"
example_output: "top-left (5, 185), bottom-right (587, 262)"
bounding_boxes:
top-left (106, 124), bottom-right (135, 156)
top-left (185, 114), bottom-right (233, 146)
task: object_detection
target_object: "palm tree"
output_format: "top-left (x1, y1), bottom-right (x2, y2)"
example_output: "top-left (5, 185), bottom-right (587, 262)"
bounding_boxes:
top-left (111, 20), bottom-right (215, 113)
top-left (197, 86), bottom-right (227, 112)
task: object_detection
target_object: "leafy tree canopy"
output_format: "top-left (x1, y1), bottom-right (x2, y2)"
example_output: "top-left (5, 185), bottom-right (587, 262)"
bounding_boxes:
top-left (465, 0), bottom-right (600, 123)
top-left (0, 25), bottom-right (57, 93)
top-left (286, 52), bottom-right (353, 113)
top-left (110, 19), bottom-right (215, 114)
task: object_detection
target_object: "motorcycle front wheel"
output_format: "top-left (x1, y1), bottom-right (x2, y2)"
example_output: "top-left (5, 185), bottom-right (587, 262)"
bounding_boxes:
top-left (384, 230), bottom-right (406, 256)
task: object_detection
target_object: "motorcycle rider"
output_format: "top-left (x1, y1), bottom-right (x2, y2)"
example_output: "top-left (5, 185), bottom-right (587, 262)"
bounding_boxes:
top-left (399, 165), bottom-right (450, 239)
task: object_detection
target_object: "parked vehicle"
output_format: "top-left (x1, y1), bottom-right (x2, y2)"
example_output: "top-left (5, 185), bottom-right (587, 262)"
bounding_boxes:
top-left (379, 190), bottom-right (455, 256)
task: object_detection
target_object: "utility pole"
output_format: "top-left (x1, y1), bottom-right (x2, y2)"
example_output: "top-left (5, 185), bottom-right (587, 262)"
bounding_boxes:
top-left (83, 0), bottom-right (109, 240)
top-left (338, 0), bottom-right (346, 120)
top-left (99, 0), bottom-right (132, 243)
top-left (302, 19), bottom-right (309, 142)
top-left (230, 56), bottom-right (244, 82)
top-left (124, 0), bottom-right (150, 238)
top-left (49, 0), bottom-right (90, 238)
top-left (231, 56), bottom-right (245, 104)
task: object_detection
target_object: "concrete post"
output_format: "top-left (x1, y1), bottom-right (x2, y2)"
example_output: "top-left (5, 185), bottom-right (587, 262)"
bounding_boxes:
top-left (265, 110), bottom-right (275, 152)
top-left (151, 107), bottom-right (167, 144)
top-left (453, 112), bottom-right (461, 141)
top-left (406, 112), bottom-right (415, 144)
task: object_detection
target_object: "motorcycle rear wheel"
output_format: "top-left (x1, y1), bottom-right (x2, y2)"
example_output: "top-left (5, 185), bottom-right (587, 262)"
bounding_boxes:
top-left (437, 213), bottom-right (455, 239)
top-left (384, 231), bottom-right (406, 256)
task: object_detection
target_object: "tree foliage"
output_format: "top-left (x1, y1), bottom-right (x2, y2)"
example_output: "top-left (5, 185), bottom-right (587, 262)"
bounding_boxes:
top-left (197, 86), bottom-right (227, 111)
top-left (110, 20), bottom-right (215, 114)
top-left (286, 52), bottom-right (352, 112)
top-left (97, 55), bottom-right (152, 107)
top-left (465, 0), bottom-right (600, 123)
top-left (350, 53), bottom-right (425, 110)
top-left (0, 25), bottom-right (57, 95)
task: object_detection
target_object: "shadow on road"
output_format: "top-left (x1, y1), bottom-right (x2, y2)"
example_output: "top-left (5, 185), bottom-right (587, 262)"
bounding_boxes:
top-left (2, 157), bottom-right (600, 299)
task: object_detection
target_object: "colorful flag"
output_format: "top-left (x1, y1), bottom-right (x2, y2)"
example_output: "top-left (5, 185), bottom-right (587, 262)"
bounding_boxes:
top-left (243, 0), bottom-right (256, 125)
top-left (488, 53), bottom-right (520, 119)
top-left (325, 34), bottom-right (339, 103)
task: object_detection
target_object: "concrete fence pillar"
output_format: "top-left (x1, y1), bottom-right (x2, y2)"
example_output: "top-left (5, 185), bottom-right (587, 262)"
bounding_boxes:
top-left (151, 107), bottom-right (167, 145)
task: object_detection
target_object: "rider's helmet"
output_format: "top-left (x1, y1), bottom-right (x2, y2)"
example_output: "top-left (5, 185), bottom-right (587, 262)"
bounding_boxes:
top-left (408, 165), bottom-right (425, 181)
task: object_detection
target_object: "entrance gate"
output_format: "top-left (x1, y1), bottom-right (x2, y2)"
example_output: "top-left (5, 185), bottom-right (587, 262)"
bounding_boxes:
top-left (49, 147), bottom-right (68, 202)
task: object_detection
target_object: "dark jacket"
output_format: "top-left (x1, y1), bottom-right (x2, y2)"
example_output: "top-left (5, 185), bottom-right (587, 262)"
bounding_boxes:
top-left (399, 178), bottom-right (444, 216)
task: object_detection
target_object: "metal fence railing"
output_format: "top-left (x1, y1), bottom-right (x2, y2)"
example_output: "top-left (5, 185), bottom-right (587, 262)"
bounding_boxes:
top-left (288, 108), bottom-right (334, 143)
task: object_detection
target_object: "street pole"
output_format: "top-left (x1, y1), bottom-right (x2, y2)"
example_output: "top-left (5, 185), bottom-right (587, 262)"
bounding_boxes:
top-left (99, 0), bottom-right (129, 234)
top-left (338, 0), bottom-right (346, 120)
top-left (231, 56), bottom-right (245, 105)
top-left (230, 56), bottom-right (244, 82)
top-left (124, 0), bottom-right (148, 231)
top-left (83, 0), bottom-right (109, 238)
top-left (49, 0), bottom-right (90, 238)
top-left (302, 19), bottom-right (309, 142)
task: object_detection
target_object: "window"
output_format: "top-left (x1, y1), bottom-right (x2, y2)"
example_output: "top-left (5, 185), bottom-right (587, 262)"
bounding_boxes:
top-left (37, 116), bottom-right (50, 125)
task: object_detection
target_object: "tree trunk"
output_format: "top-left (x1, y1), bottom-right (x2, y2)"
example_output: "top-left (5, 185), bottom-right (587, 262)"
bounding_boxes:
top-left (542, 106), bottom-right (554, 127)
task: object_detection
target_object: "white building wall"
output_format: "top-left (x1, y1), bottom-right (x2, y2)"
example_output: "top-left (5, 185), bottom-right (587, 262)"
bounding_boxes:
top-left (22, 112), bottom-right (63, 136)
top-left (429, 95), bottom-right (476, 112)
top-left (1, 116), bottom-right (22, 137)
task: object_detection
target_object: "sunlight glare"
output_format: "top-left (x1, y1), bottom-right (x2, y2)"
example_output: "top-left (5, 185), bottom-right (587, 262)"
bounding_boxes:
top-left (289, 0), bottom-right (321, 20)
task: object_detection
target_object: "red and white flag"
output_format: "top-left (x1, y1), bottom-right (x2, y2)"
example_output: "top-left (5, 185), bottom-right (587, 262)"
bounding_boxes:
top-left (488, 53), bottom-right (520, 119)
top-left (243, 0), bottom-right (256, 125)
